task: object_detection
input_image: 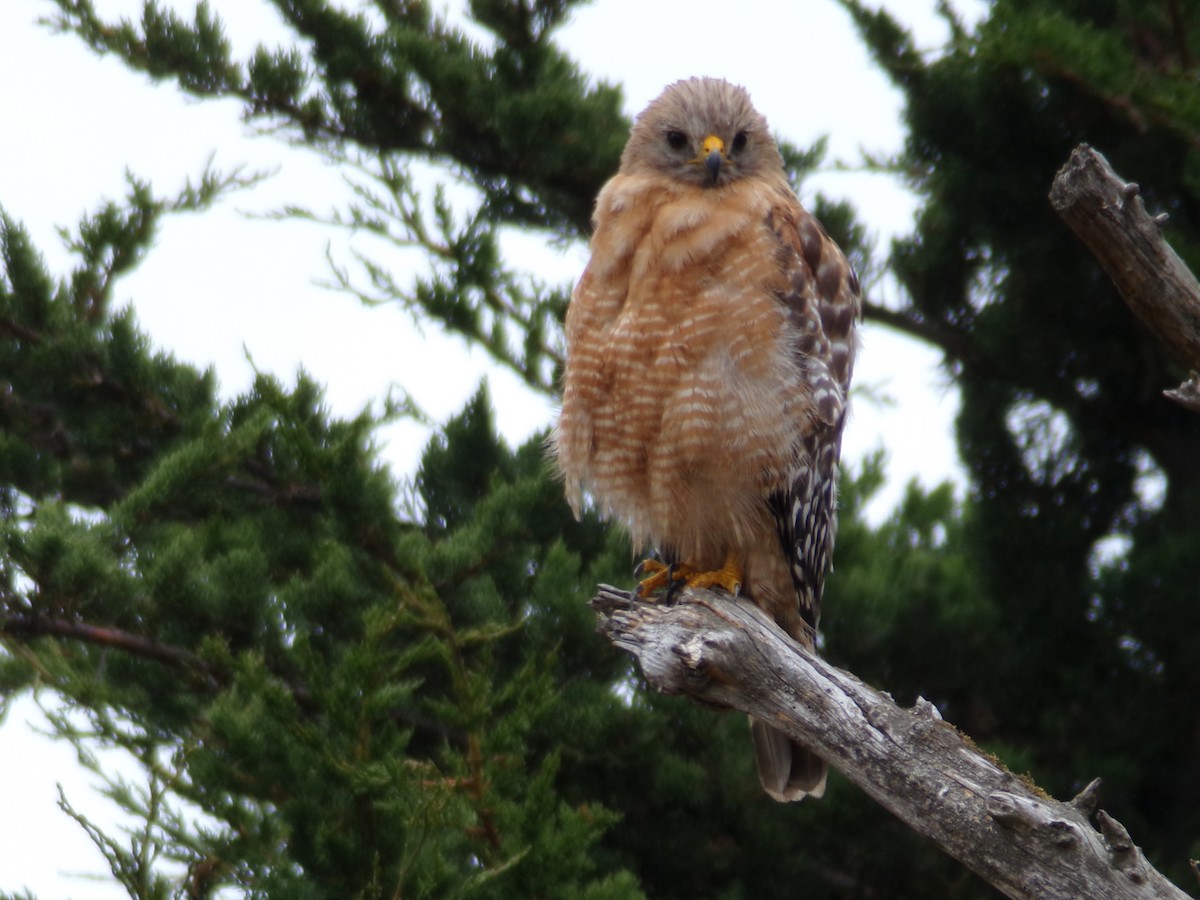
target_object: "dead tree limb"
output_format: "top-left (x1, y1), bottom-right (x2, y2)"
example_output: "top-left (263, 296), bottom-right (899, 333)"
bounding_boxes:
top-left (1049, 143), bottom-right (1200, 411)
top-left (591, 585), bottom-right (1192, 900)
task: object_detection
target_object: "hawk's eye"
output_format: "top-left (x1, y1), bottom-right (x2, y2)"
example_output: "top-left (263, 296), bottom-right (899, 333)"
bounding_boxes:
top-left (732, 131), bottom-right (748, 153)
top-left (666, 130), bottom-right (688, 150)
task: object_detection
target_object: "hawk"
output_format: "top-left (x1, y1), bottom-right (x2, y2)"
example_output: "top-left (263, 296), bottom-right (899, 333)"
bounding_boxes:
top-left (554, 77), bottom-right (860, 801)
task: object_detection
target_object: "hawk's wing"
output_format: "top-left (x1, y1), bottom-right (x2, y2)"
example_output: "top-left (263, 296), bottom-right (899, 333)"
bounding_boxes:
top-left (765, 199), bottom-right (861, 637)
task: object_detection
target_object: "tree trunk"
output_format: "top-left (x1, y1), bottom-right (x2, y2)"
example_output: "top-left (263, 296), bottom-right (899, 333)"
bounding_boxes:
top-left (590, 585), bottom-right (1194, 900)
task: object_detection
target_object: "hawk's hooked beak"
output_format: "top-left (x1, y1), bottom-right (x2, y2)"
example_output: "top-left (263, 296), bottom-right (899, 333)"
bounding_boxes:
top-left (701, 134), bottom-right (725, 182)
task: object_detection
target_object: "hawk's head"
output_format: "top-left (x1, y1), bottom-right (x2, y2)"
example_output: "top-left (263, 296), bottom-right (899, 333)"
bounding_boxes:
top-left (620, 77), bottom-right (784, 188)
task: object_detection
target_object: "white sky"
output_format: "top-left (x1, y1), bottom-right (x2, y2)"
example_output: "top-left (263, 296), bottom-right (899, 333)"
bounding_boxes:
top-left (0, 0), bottom-right (982, 895)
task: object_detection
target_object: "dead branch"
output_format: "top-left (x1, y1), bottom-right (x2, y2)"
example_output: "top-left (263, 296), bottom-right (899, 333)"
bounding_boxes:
top-left (591, 585), bottom-right (1192, 900)
top-left (1050, 144), bottom-right (1200, 410)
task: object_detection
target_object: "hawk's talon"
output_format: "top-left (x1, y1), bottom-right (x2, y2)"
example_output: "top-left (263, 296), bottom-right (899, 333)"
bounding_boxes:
top-left (634, 558), bottom-right (685, 600)
top-left (664, 562), bottom-right (685, 605)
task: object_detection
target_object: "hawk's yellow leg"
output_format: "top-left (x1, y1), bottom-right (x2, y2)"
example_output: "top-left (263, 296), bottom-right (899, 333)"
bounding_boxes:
top-left (635, 553), bottom-right (743, 599)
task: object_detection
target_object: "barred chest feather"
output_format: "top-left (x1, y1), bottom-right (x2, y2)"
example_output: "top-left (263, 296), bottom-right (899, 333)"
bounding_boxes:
top-left (555, 172), bottom-right (821, 564)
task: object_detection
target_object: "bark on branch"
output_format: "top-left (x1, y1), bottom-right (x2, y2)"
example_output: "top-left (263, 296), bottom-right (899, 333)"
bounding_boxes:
top-left (1050, 143), bottom-right (1200, 412)
top-left (591, 585), bottom-right (1192, 900)
top-left (1, 612), bottom-right (220, 683)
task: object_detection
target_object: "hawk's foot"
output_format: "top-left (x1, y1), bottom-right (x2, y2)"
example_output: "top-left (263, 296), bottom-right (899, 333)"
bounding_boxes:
top-left (634, 555), bottom-right (742, 600)
top-left (686, 553), bottom-right (743, 596)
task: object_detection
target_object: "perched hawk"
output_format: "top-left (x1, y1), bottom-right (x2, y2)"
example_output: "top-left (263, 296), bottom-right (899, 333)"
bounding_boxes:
top-left (554, 77), bottom-right (860, 801)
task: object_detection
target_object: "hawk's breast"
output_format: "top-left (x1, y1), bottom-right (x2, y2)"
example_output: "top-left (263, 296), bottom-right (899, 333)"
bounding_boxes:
top-left (556, 173), bottom-right (815, 561)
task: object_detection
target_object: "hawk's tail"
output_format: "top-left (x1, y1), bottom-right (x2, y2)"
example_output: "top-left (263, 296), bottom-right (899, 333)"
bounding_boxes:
top-left (749, 716), bottom-right (827, 802)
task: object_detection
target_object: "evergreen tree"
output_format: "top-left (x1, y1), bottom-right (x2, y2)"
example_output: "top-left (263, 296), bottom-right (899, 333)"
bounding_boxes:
top-left (0, 171), bottom-right (641, 896)
top-left (2, 1), bottom-right (1196, 897)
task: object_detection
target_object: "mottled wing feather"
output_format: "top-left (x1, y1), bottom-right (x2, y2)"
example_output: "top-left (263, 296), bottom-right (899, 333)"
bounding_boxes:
top-left (766, 200), bottom-right (861, 634)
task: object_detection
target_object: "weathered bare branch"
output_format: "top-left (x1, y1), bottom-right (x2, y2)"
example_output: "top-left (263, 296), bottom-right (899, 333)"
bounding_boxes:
top-left (1050, 144), bottom-right (1200, 411)
top-left (591, 585), bottom-right (1191, 900)
top-left (1162, 371), bottom-right (1200, 413)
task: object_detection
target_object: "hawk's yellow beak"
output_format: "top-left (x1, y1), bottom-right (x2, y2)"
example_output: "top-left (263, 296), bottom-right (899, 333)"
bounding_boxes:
top-left (701, 134), bottom-right (725, 181)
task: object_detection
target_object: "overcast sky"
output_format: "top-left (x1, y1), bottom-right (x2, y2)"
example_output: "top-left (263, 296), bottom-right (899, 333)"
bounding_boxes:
top-left (0, 0), bottom-right (982, 895)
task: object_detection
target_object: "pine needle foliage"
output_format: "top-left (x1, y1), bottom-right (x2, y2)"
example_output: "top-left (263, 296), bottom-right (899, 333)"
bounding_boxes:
top-left (1, 171), bottom-right (640, 895)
